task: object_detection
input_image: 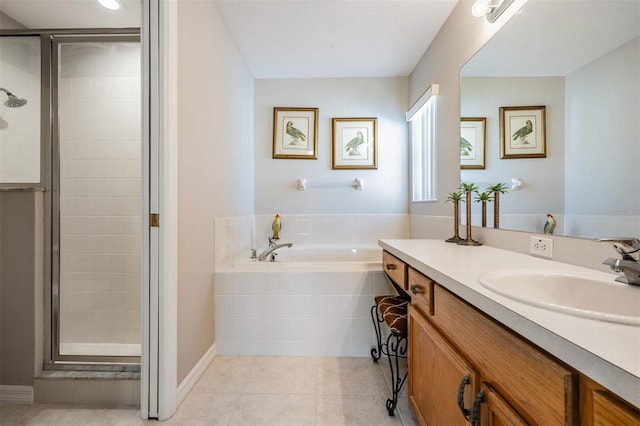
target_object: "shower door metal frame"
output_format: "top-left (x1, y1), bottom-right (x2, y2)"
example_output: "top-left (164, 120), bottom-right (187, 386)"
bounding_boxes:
top-left (49, 32), bottom-right (142, 367)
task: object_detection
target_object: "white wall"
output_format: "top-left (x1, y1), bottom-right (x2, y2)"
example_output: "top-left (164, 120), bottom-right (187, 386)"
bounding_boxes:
top-left (460, 77), bottom-right (565, 227)
top-left (565, 38), bottom-right (639, 219)
top-left (176, 0), bottom-right (254, 384)
top-left (408, 0), bottom-right (523, 219)
top-left (254, 78), bottom-right (409, 215)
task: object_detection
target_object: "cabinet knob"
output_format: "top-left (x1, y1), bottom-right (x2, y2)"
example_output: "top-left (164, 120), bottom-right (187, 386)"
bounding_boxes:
top-left (410, 285), bottom-right (424, 295)
top-left (385, 264), bottom-right (397, 270)
top-left (456, 374), bottom-right (472, 421)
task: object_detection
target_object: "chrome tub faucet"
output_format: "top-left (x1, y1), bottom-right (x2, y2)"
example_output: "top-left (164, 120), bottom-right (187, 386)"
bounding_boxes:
top-left (257, 242), bottom-right (293, 262)
top-left (599, 238), bottom-right (640, 286)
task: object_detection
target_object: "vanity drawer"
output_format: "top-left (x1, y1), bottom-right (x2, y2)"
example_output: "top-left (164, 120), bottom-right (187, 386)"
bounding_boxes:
top-left (382, 251), bottom-right (407, 290)
top-left (408, 267), bottom-right (434, 316)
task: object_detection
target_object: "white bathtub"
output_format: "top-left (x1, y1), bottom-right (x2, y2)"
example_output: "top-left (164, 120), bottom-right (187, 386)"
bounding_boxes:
top-left (214, 245), bottom-right (394, 357)
top-left (230, 245), bottom-right (382, 271)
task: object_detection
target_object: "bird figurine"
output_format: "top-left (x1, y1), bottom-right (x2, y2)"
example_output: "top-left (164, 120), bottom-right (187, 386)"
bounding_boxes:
top-left (272, 214), bottom-right (281, 240)
top-left (344, 131), bottom-right (365, 156)
top-left (512, 120), bottom-right (533, 144)
top-left (286, 121), bottom-right (306, 144)
top-left (544, 213), bottom-right (556, 235)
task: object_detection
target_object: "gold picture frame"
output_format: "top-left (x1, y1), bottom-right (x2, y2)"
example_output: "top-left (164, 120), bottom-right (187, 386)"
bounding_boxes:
top-left (460, 117), bottom-right (486, 170)
top-left (500, 105), bottom-right (546, 159)
top-left (331, 117), bottom-right (377, 170)
top-left (272, 107), bottom-right (318, 159)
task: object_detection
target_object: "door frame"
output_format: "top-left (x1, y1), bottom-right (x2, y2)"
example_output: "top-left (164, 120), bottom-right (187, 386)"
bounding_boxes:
top-left (141, 0), bottom-right (178, 420)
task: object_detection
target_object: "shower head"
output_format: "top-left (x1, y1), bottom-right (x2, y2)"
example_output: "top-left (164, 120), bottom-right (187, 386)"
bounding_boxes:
top-left (0, 87), bottom-right (27, 108)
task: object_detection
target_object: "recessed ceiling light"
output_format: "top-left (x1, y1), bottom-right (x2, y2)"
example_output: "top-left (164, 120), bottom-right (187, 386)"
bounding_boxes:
top-left (98, 0), bottom-right (123, 10)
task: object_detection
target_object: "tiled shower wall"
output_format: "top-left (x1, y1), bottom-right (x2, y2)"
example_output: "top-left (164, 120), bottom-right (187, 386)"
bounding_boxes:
top-left (58, 43), bottom-right (141, 350)
top-left (0, 36), bottom-right (41, 183)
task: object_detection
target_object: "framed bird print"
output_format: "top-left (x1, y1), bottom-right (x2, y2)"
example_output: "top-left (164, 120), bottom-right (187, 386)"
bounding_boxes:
top-left (500, 105), bottom-right (546, 159)
top-left (460, 117), bottom-right (486, 169)
top-left (272, 107), bottom-right (318, 159)
top-left (331, 117), bottom-right (377, 169)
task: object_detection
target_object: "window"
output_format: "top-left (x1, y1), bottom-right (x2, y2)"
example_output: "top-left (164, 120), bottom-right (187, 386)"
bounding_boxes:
top-left (407, 84), bottom-right (438, 202)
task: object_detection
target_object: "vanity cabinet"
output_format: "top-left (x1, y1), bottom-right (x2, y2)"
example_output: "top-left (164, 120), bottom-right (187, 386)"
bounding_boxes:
top-left (408, 304), bottom-right (480, 426)
top-left (479, 383), bottom-right (527, 426)
top-left (406, 278), bottom-right (577, 425)
top-left (581, 376), bottom-right (640, 425)
top-left (381, 248), bottom-right (640, 426)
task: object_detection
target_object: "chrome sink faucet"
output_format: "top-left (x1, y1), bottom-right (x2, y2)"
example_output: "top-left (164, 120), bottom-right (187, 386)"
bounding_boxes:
top-left (257, 242), bottom-right (293, 262)
top-left (599, 238), bottom-right (640, 286)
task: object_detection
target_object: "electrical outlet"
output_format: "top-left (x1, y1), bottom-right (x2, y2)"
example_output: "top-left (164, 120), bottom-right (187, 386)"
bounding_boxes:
top-left (530, 236), bottom-right (553, 258)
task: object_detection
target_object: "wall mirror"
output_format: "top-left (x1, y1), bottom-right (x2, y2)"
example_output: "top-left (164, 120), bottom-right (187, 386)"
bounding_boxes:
top-left (460, 0), bottom-right (639, 239)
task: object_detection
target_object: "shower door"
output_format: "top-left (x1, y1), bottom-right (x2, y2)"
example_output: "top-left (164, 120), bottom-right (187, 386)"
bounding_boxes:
top-left (52, 36), bottom-right (141, 363)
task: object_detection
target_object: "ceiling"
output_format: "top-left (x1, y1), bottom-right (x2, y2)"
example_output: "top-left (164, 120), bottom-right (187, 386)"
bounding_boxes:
top-left (0, 0), bottom-right (141, 29)
top-left (462, 0), bottom-right (640, 77)
top-left (214, 0), bottom-right (457, 78)
top-left (0, 0), bottom-right (457, 79)
top-left (2, 0), bottom-right (637, 79)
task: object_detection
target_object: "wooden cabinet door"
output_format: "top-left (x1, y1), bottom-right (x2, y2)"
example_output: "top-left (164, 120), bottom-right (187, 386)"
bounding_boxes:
top-left (592, 390), bottom-right (640, 426)
top-left (408, 305), bottom-right (479, 426)
top-left (480, 383), bottom-right (528, 426)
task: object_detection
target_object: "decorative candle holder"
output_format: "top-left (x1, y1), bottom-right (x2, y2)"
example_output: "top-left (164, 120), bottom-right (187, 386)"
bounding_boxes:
top-left (474, 191), bottom-right (492, 228)
top-left (458, 184), bottom-right (481, 246)
top-left (445, 191), bottom-right (463, 243)
top-left (488, 183), bottom-right (508, 229)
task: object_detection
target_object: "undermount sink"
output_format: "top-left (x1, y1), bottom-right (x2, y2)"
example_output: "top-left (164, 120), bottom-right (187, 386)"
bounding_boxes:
top-left (478, 269), bottom-right (640, 326)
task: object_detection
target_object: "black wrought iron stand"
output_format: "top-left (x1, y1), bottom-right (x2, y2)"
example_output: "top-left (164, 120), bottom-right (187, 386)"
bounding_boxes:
top-left (370, 295), bottom-right (409, 416)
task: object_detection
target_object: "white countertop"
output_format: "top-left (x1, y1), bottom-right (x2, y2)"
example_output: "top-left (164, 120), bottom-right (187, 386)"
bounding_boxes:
top-left (379, 239), bottom-right (640, 409)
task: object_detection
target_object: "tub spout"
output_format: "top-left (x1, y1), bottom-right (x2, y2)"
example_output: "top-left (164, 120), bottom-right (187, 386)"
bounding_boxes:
top-left (258, 243), bottom-right (293, 262)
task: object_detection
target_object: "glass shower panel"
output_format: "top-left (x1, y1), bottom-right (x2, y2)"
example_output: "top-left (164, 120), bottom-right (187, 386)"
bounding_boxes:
top-left (57, 41), bottom-right (141, 358)
top-left (0, 36), bottom-right (41, 183)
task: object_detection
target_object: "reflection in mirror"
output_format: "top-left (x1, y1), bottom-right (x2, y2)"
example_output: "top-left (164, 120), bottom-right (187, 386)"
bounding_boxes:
top-left (460, 0), bottom-right (639, 239)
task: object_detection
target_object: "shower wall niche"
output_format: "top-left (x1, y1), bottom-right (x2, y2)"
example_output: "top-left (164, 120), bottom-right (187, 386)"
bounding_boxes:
top-left (56, 41), bottom-right (142, 358)
top-left (0, 36), bottom-right (41, 183)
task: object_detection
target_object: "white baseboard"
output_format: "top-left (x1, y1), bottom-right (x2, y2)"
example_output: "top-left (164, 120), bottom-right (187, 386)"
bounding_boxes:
top-left (176, 343), bottom-right (216, 406)
top-left (0, 385), bottom-right (33, 405)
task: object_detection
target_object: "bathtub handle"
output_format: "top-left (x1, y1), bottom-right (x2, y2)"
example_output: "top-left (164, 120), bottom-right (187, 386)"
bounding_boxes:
top-left (410, 285), bottom-right (424, 295)
top-left (385, 264), bottom-right (397, 271)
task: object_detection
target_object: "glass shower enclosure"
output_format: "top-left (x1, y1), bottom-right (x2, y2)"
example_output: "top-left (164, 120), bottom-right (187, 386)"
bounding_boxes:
top-left (53, 36), bottom-right (142, 363)
top-left (0, 32), bottom-right (142, 366)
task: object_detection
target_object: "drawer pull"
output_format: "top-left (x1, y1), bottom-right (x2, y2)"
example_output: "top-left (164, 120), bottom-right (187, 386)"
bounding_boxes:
top-left (410, 285), bottom-right (424, 295)
top-left (385, 264), bottom-right (397, 270)
top-left (456, 374), bottom-right (471, 420)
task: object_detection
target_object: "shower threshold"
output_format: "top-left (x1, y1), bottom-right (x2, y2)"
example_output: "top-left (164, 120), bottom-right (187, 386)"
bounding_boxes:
top-left (59, 343), bottom-right (141, 357)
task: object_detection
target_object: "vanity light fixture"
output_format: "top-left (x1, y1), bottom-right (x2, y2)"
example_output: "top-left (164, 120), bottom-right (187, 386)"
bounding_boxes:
top-left (98, 0), bottom-right (123, 10)
top-left (471, 0), bottom-right (514, 23)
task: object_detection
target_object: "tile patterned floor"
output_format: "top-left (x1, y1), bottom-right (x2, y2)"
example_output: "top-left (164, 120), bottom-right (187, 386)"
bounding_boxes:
top-left (1, 356), bottom-right (417, 426)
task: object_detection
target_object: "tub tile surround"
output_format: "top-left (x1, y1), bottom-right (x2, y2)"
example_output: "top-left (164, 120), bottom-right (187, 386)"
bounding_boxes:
top-left (214, 269), bottom-right (396, 357)
top-left (213, 214), bottom-right (408, 357)
top-left (214, 214), bottom-right (409, 268)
